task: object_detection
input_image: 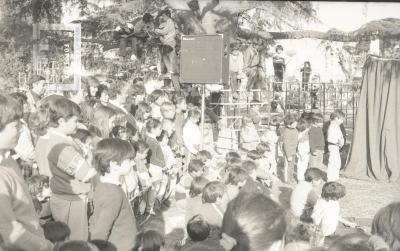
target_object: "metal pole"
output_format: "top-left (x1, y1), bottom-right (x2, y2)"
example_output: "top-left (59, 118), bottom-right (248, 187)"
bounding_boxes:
top-left (201, 85), bottom-right (206, 150)
top-left (323, 82), bottom-right (326, 118)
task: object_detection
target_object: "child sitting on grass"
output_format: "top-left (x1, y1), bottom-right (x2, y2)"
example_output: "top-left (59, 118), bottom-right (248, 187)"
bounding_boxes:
top-left (290, 168), bottom-right (325, 222)
top-left (311, 182), bottom-right (357, 239)
top-left (196, 150), bottom-right (219, 181)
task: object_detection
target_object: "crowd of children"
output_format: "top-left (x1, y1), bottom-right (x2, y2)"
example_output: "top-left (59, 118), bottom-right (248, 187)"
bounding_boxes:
top-left (0, 73), bottom-right (398, 251)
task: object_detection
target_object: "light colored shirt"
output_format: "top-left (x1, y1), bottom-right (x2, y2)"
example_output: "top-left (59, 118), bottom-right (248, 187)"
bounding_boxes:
top-left (14, 121), bottom-right (35, 162)
top-left (155, 18), bottom-right (176, 47)
top-left (327, 122), bottom-right (344, 147)
top-left (311, 199), bottom-right (340, 236)
top-left (290, 181), bottom-right (317, 217)
top-left (229, 50), bottom-right (244, 73)
top-left (183, 120), bottom-right (201, 155)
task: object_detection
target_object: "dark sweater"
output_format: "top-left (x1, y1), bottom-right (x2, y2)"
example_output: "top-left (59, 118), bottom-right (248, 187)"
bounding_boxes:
top-left (282, 127), bottom-right (298, 157)
top-left (145, 135), bottom-right (165, 168)
top-left (309, 126), bottom-right (325, 152)
top-left (90, 182), bottom-right (137, 251)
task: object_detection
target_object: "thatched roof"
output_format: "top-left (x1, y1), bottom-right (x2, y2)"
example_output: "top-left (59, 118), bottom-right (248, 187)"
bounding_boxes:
top-left (350, 18), bottom-right (400, 38)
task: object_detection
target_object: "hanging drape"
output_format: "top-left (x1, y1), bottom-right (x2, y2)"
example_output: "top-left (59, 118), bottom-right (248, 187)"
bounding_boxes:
top-left (344, 56), bottom-right (400, 182)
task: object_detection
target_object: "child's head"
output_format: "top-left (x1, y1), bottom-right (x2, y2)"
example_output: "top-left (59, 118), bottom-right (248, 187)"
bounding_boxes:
top-left (189, 176), bottom-right (209, 198)
top-left (221, 192), bottom-right (286, 251)
top-left (110, 125), bottom-right (129, 140)
top-left (202, 181), bottom-right (226, 204)
top-left (284, 113), bottom-right (298, 128)
top-left (55, 240), bottom-right (99, 251)
top-left (149, 89), bottom-right (167, 105)
top-left (311, 113), bottom-right (324, 127)
top-left (242, 114), bottom-right (253, 127)
top-left (135, 102), bottom-right (152, 121)
top-left (269, 116), bottom-right (281, 129)
top-left (160, 102), bottom-right (176, 120)
top-left (241, 160), bottom-right (257, 178)
top-left (304, 168), bottom-right (325, 186)
top-left (296, 118), bottom-right (310, 132)
top-left (188, 159), bottom-right (205, 178)
top-left (186, 215), bottom-right (210, 242)
top-left (132, 230), bottom-right (165, 251)
top-left (35, 97), bottom-right (81, 135)
top-left (275, 44), bottom-right (284, 53)
top-left (94, 138), bottom-right (135, 176)
top-left (371, 202), bottom-right (400, 251)
top-left (321, 182), bottom-right (346, 201)
top-left (225, 151), bottom-right (241, 163)
top-left (227, 168), bottom-right (248, 187)
top-left (247, 150), bottom-right (262, 161)
top-left (256, 142), bottom-right (270, 156)
top-left (188, 108), bottom-right (201, 123)
top-left (9, 92), bottom-right (28, 115)
top-left (146, 118), bottom-right (162, 136)
top-left (95, 84), bottom-right (109, 103)
top-left (172, 94), bottom-right (187, 112)
top-left (43, 221), bottom-right (71, 244)
top-left (195, 150), bottom-right (212, 165)
top-left (89, 239), bottom-right (117, 251)
top-left (226, 157), bottom-right (242, 170)
top-left (134, 140), bottom-right (149, 160)
top-left (330, 109), bottom-right (345, 124)
top-left (92, 105), bottom-right (122, 138)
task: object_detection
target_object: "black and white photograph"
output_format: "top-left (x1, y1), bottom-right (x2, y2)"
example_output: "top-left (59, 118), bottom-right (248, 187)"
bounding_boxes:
top-left (0, 0), bottom-right (399, 250)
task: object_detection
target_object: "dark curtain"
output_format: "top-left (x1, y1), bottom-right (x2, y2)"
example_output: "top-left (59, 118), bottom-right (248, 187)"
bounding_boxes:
top-left (344, 56), bottom-right (400, 182)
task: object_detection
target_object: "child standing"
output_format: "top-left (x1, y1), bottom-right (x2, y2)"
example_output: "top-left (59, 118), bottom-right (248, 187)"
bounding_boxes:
top-left (240, 114), bottom-right (260, 151)
top-left (260, 116), bottom-right (280, 175)
top-left (281, 114), bottom-right (299, 183)
top-left (183, 109), bottom-right (201, 168)
top-left (35, 97), bottom-right (96, 241)
top-left (90, 138), bottom-right (137, 251)
top-left (309, 113), bottom-right (325, 169)
top-left (296, 118), bottom-right (310, 182)
top-left (327, 110), bottom-right (345, 181)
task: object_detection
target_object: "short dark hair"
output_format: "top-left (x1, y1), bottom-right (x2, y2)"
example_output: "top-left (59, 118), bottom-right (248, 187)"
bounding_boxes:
top-left (371, 202), bottom-right (400, 251)
top-left (89, 239), bottom-right (117, 251)
top-left (0, 94), bottom-right (23, 132)
top-left (142, 13), bottom-right (153, 23)
top-left (146, 118), bottom-right (161, 133)
top-left (189, 176), bottom-right (209, 198)
top-left (241, 160), bottom-right (257, 174)
top-left (188, 159), bottom-right (204, 174)
top-left (330, 109), bottom-right (345, 121)
top-left (56, 240), bottom-right (98, 251)
top-left (95, 84), bottom-right (109, 99)
top-left (227, 168), bottom-right (248, 185)
top-left (42, 221), bottom-right (71, 244)
top-left (222, 192), bottom-right (286, 250)
top-left (94, 138), bottom-right (135, 176)
top-left (321, 182), bottom-right (346, 201)
top-left (29, 75), bottom-right (45, 87)
top-left (159, 9), bottom-right (171, 18)
top-left (9, 92), bottom-right (28, 107)
top-left (296, 118), bottom-right (310, 132)
top-left (225, 151), bottom-right (241, 162)
top-left (247, 150), bottom-right (262, 160)
top-left (132, 230), bottom-right (165, 251)
top-left (202, 181), bottom-right (226, 203)
top-left (256, 142), bottom-right (270, 155)
top-left (304, 168), bottom-right (325, 182)
top-left (312, 113), bottom-right (324, 124)
top-left (284, 113), bottom-right (297, 126)
top-left (195, 150), bottom-right (212, 163)
top-left (187, 215), bottom-right (210, 242)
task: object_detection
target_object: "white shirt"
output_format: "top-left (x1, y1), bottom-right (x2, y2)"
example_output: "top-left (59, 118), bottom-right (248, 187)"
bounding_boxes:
top-left (311, 199), bottom-right (340, 236)
top-left (183, 120), bottom-right (201, 155)
top-left (290, 181), bottom-right (314, 217)
top-left (327, 122), bottom-right (344, 147)
top-left (14, 121), bottom-right (35, 162)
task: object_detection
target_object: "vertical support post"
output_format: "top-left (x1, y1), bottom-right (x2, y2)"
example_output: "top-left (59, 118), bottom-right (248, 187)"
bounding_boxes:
top-left (73, 23), bottom-right (81, 92)
top-left (285, 81), bottom-right (288, 114)
top-left (323, 82), bottom-right (326, 118)
top-left (200, 85), bottom-right (206, 150)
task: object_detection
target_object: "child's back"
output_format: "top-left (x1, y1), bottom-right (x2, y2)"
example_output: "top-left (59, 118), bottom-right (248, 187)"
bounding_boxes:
top-left (91, 181), bottom-right (137, 250)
